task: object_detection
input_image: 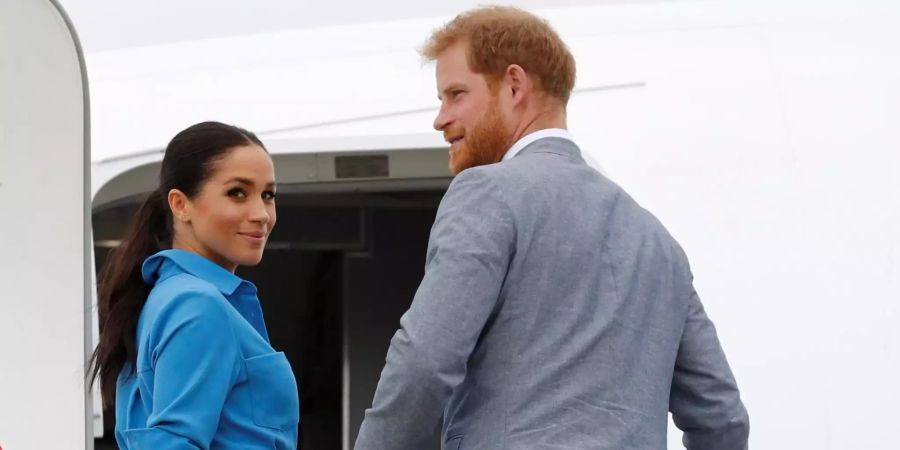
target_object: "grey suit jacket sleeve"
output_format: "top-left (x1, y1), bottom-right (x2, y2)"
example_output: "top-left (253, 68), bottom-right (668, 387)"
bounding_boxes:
top-left (355, 168), bottom-right (514, 450)
top-left (670, 285), bottom-right (750, 450)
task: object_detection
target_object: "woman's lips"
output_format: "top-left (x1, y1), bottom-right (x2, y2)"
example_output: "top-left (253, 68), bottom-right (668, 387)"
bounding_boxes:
top-left (238, 232), bottom-right (266, 245)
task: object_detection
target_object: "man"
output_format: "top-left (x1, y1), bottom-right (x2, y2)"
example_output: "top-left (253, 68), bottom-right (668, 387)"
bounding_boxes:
top-left (355, 6), bottom-right (749, 450)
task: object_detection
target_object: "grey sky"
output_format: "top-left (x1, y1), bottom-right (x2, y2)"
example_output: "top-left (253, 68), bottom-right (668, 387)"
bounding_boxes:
top-left (61, 0), bottom-right (645, 52)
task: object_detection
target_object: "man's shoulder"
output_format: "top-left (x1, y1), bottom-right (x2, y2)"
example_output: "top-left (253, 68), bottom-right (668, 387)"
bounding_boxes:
top-left (474, 142), bottom-right (613, 192)
top-left (453, 151), bottom-right (557, 187)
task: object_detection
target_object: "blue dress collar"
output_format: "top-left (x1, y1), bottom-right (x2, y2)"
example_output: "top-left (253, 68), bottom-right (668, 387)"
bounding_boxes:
top-left (141, 249), bottom-right (253, 296)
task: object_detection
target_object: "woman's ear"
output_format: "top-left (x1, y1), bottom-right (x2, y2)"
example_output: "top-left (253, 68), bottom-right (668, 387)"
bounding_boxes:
top-left (167, 189), bottom-right (191, 223)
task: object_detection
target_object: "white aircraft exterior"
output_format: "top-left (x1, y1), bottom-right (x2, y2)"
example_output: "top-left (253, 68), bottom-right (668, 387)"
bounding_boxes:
top-left (2, 0), bottom-right (899, 449)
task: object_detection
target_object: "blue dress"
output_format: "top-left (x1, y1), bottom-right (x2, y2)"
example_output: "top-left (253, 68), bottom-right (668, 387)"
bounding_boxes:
top-left (115, 249), bottom-right (299, 449)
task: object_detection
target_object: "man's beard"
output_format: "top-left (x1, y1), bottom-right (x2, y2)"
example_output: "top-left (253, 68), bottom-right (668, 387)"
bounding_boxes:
top-left (449, 98), bottom-right (512, 175)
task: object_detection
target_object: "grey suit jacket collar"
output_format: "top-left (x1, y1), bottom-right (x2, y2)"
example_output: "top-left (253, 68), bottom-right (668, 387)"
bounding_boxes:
top-left (514, 137), bottom-right (585, 164)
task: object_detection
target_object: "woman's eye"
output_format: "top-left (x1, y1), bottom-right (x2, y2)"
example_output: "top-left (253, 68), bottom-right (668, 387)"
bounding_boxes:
top-left (262, 191), bottom-right (277, 201)
top-left (228, 188), bottom-right (246, 198)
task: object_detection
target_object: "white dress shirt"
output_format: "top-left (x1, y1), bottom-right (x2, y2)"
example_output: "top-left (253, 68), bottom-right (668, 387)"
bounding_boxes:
top-left (501, 128), bottom-right (576, 161)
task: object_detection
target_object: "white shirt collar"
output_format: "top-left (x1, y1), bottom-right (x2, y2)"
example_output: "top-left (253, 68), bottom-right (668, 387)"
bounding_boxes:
top-left (502, 128), bottom-right (575, 161)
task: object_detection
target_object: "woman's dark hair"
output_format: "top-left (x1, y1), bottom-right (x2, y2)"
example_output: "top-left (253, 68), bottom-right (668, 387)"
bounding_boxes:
top-left (89, 121), bottom-right (265, 406)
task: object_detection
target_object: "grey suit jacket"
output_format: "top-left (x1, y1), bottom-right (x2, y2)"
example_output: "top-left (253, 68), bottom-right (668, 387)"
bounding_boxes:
top-left (355, 138), bottom-right (749, 450)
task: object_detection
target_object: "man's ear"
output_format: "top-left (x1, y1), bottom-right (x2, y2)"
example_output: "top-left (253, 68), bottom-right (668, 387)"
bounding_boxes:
top-left (168, 189), bottom-right (191, 223)
top-left (505, 64), bottom-right (530, 105)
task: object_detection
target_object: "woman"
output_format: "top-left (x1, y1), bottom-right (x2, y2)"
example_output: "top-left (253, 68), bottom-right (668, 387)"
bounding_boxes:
top-left (89, 121), bottom-right (299, 449)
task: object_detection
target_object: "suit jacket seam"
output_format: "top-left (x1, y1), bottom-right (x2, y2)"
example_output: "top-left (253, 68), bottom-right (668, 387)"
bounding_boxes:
top-left (478, 168), bottom-right (517, 448)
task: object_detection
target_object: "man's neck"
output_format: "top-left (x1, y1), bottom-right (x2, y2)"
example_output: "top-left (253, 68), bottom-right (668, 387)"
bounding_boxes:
top-left (510, 106), bottom-right (567, 144)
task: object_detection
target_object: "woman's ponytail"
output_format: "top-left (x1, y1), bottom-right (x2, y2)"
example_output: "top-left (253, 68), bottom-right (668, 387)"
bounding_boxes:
top-left (89, 189), bottom-right (171, 406)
